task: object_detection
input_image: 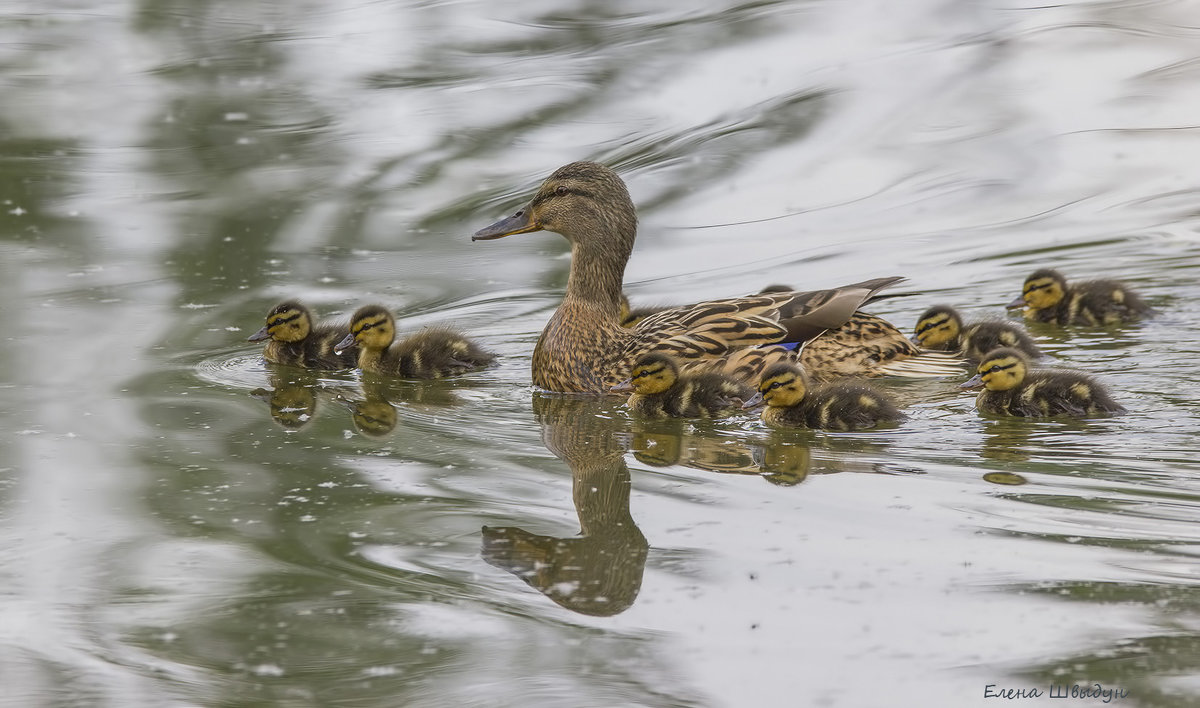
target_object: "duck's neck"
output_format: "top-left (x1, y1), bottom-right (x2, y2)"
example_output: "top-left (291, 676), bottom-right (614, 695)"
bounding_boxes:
top-left (562, 214), bottom-right (635, 318)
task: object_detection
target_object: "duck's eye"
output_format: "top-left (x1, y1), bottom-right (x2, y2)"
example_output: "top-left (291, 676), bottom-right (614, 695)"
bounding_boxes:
top-left (768, 381), bottom-right (783, 390)
top-left (555, 185), bottom-right (569, 197)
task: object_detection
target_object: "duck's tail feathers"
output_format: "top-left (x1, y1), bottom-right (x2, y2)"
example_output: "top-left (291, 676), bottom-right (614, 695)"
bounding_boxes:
top-left (875, 350), bottom-right (966, 378)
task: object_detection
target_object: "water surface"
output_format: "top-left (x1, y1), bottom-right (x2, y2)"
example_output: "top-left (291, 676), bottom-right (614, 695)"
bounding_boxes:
top-left (3, 1), bottom-right (1200, 706)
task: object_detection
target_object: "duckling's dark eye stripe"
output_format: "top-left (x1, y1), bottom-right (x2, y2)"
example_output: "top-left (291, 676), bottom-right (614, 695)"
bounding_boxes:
top-left (1025, 283), bottom-right (1051, 293)
top-left (269, 313), bottom-right (302, 327)
top-left (984, 363), bottom-right (1016, 374)
top-left (354, 319), bottom-right (383, 334)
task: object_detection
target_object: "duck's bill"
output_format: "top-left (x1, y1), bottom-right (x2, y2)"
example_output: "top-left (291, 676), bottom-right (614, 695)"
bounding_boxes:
top-left (959, 374), bottom-right (984, 390)
top-left (247, 326), bottom-right (271, 342)
top-left (610, 379), bottom-right (633, 393)
top-left (1005, 296), bottom-right (1026, 309)
top-left (909, 334), bottom-right (923, 345)
top-left (334, 332), bottom-right (356, 355)
top-left (472, 205), bottom-right (542, 241)
top-left (742, 391), bottom-right (765, 409)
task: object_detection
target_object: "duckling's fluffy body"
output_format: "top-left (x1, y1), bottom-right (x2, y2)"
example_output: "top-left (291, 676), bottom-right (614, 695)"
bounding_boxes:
top-left (750, 363), bottom-right (905, 431)
top-left (1011, 269), bottom-right (1151, 325)
top-left (473, 161), bottom-right (959, 394)
top-left (962, 347), bottom-right (1124, 418)
top-left (913, 305), bottom-right (1042, 362)
top-left (617, 352), bottom-right (751, 418)
top-left (247, 300), bottom-right (357, 370)
top-left (338, 304), bottom-right (495, 379)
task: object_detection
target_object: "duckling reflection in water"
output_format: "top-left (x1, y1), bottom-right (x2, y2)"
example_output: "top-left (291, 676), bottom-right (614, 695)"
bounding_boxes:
top-left (744, 363), bottom-right (905, 431)
top-left (247, 300), bottom-right (357, 370)
top-left (912, 305), bottom-right (1042, 363)
top-left (335, 304), bottom-right (495, 379)
top-left (612, 352), bottom-right (752, 418)
top-left (960, 347), bottom-right (1125, 418)
top-left (250, 374), bottom-right (319, 429)
top-left (1007, 268), bottom-right (1152, 325)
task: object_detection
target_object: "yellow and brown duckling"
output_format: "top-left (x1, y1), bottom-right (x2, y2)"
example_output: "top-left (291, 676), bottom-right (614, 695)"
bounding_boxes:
top-left (1008, 268), bottom-right (1152, 325)
top-left (612, 352), bottom-right (752, 418)
top-left (473, 161), bottom-right (960, 393)
top-left (247, 300), bottom-right (357, 370)
top-left (960, 347), bottom-right (1125, 418)
top-left (913, 305), bottom-right (1042, 362)
top-left (743, 363), bottom-right (905, 431)
top-left (335, 304), bottom-right (495, 379)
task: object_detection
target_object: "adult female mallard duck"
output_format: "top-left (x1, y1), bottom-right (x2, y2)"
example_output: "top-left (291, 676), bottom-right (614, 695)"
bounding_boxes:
top-left (473, 161), bottom-right (959, 394)
top-left (246, 300), bottom-right (357, 369)
top-left (912, 305), bottom-right (1042, 362)
top-left (612, 352), bottom-right (752, 418)
top-left (334, 304), bottom-right (495, 379)
top-left (1007, 268), bottom-right (1152, 325)
top-left (960, 347), bottom-right (1125, 417)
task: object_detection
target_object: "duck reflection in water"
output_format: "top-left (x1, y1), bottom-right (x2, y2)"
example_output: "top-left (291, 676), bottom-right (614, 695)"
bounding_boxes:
top-left (482, 394), bottom-right (649, 617)
top-left (335, 378), bottom-right (463, 438)
top-left (250, 372), bottom-right (320, 429)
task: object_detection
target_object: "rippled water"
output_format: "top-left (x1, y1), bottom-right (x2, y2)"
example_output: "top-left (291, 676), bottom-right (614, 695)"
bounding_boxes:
top-left (4, 1), bottom-right (1200, 706)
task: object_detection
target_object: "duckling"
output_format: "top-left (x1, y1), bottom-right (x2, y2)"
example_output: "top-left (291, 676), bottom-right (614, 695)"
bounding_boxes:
top-left (612, 352), bottom-right (752, 418)
top-left (743, 363), bottom-right (905, 431)
top-left (334, 304), bottom-right (495, 379)
top-left (246, 300), bottom-right (357, 370)
top-left (618, 293), bottom-right (670, 328)
top-left (913, 305), bottom-right (1042, 362)
top-left (1007, 268), bottom-right (1152, 325)
top-left (960, 347), bottom-right (1125, 417)
top-left (473, 161), bottom-right (960, 393)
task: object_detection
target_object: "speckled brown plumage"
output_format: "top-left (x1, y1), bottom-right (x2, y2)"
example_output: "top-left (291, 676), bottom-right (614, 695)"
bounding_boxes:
top-left (473, 161), bottom-right (960, 394)
top-left (913, 305), bottom-right (1042, 362)
top-left (1009, 269), bottom-right (1152, 325)
top-left (961, 347), bottom-right (1124, 418)
top-left (246, 300), bottom-right (357, 370)
top-left (337, 304), bottom-right (495, 379)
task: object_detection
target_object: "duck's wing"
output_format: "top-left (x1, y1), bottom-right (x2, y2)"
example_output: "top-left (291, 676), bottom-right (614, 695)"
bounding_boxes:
top-left (629, 277), bottom-right (905, 357)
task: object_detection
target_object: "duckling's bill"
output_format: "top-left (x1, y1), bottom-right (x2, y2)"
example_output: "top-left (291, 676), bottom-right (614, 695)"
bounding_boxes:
top-left (1005, 295), bottom-right (1026, 309)
top-left (334, 332), bottom-right (356, 355)
top-left (472, 206), bottom-right (542, 241)
top-left (742, 391), bottom-right (765, 408)
top-left (611, 378), bottom-right (634, 393)
top-left (247, 326), bottom-right (272, 342)
top-left (960, 374), bottom-right (984, 390)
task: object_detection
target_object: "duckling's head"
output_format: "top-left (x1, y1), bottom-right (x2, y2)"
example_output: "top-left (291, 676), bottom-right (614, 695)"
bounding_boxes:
top-left (624, 352), bottom-right (679, 395)
top-left (912, 305), bottom-right (963, 348)
top-left (341, 304), bottom-right (396, 352)
top-left (1009, 269), bottom-right (1067, 311)
top-left (248, 300), bottom-right (312, 343)
top-left (473, 162), bottom-right (637, 254)
top-left (960, 347), bottom-right (1028, 391)
top-left (754, 363), bottom-right (809, 408)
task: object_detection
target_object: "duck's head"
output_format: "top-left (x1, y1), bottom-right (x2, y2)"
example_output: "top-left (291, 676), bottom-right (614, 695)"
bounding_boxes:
top-left (336, 304), bottom-right (395, 354)
top-left (744, 363), bottom-right (809, 409)
top-left (613, 352), bottom-right (679, 395)
top-left (248, 300), bottom-right (312, 343)
top-left (912, 305), bottom-right (963, 348)
top-left (1008, 268), bottom-right (1067, 311)
top-left (960, 347), bottom-right (1028, 391)
top-left (473, 162), bottom-right (637, 253)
